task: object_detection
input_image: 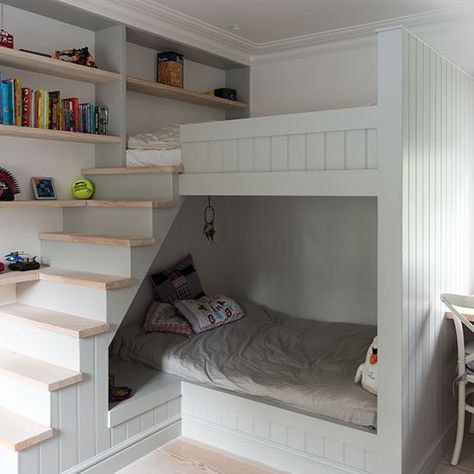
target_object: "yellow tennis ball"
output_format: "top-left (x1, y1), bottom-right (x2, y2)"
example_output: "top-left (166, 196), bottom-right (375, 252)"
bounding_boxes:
top-left (72, 178), bottom-right (94, 200)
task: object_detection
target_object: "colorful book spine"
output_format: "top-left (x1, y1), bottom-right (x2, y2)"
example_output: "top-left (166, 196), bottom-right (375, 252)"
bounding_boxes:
top-left (2, 79), bottom-right (14, 125)
top-left (49, 91), bottom-right (61, 130)
top-left (0, 72), bottom-right (3, 125)
top-left (22, 87), bottom-right (32, 127)
top-left (14, 78), bottom-right (21, 126)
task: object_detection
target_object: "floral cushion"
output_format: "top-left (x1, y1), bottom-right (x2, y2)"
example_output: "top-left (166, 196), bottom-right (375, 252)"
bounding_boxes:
top-left (174, 295), bottom-right (245, 334)
top-left (150, 254), bottom-right (205, 303)
top-left (143, 301), bottom-right (193, 337)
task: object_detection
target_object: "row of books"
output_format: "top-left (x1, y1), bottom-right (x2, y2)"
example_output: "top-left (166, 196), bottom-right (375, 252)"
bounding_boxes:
top-left (0, 73), bottom-right (109, 135)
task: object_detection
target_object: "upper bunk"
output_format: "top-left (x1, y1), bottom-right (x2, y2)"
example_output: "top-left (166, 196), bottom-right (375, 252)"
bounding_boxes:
top-left (178, 105), bottom-right (379, 197)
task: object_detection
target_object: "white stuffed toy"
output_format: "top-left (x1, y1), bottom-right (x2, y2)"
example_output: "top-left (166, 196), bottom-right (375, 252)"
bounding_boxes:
top-left (355, 336), bottom-right (378, 395)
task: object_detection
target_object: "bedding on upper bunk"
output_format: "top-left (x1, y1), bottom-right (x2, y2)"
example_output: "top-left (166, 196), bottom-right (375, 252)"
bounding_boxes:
top-left (111, 301), bottom-right (377, 429)
top-left (126, 124), bottom-right (182, 167)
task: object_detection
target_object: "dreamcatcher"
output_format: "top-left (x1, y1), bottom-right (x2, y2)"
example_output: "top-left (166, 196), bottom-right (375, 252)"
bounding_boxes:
top-left (203, 196), bottom-right (216, 245)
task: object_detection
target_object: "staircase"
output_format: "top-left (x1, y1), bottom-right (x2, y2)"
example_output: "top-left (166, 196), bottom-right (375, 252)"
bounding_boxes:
top-left (0, 166), bottom-right (184, 474)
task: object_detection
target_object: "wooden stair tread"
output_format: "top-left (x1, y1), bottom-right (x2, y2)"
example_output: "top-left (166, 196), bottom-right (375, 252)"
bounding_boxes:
top-left (0, 270), bottom-right (40, 286)
top-left (0, 406), bottom-right (53, 451)
top-left (39, 267), bottom-right (133, 290)
top-left (81, 165), bottom-right (184, 175)
top-left (38, 232), bottom-right (156, 247)
top-left (0, 303), bottom-right (109, 338)
top-left (86, 199), bottom-right (175, 209)
top-left (0, 348), bottom-right (82, 391)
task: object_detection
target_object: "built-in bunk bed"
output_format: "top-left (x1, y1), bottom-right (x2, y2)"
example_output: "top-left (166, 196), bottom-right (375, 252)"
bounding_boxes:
top-left (111, 27), bottom-right (473, 474)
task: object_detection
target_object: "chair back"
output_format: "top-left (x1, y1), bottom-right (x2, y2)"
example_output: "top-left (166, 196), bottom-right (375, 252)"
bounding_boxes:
top-left (441, 293), bottom-right (474, 377)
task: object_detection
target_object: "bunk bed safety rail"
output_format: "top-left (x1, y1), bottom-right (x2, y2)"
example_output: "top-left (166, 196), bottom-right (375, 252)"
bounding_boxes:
top-left (181, 106), bottom-right (379, 174)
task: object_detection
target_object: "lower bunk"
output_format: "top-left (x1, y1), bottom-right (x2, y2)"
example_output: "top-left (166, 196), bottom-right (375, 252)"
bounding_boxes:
top-left (109, 301), bottom-right (378, 473)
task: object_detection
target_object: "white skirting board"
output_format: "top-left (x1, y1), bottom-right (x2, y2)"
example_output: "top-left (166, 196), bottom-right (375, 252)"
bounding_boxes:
top-left (62, 421), bottom-right (181, 474)
top-left (181, 382), bottom-right (377, 474)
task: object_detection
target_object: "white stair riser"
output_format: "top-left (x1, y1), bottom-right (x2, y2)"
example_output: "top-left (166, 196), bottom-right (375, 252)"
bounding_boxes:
top-left (41, 241), bottom-right (132, 276)
top-left (87, 174), bottom-right (174, 201)
top-left (63, 207), bottom-right (154, 237)
top-left (0, 375), bottom-right (51, 425)
top-left (16, 281), bottom-right (107, 322)
top-left (0, 318), bottom-right (80, 370)
top-left (0, 446), bottom-right (17, 474)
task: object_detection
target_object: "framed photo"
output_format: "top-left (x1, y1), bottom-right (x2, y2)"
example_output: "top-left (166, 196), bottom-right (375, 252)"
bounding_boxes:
top-left (31, 177), bottom-right (57, 200)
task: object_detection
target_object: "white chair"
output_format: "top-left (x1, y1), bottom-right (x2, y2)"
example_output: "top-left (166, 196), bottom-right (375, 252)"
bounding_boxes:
top-left (441, 293), bottom-right (474, 466)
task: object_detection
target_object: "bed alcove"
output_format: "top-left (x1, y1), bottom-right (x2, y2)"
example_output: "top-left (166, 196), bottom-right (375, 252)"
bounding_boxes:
top-left (109, 195), bottom-right (379, 452)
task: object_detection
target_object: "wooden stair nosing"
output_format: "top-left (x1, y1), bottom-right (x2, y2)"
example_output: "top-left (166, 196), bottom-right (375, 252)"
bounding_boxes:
top-left (0, 303), bottom-right (109, 339)
top-left (0, 270), bottom-right (40, 286)
top-left (81, 165), bottom-right (184, 175)
top-left (38, 232), bottom-right (156, 247)
top-left (86, 199), bottom-right (175, 209)
top-left (0, 348), bottom-right (83, 392)
top-left (0, 199), bottom-right (175, 209)
top-left (39, 268), bottom-right (134, 290)
top-left (0, 406), bottom-right (53, 452)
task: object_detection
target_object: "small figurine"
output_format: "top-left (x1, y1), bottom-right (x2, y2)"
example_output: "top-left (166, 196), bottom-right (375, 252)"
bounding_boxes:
top-left (0, 262), bottom-right (4, 273)
top-left (55, 47), bottom-right (97, 68)
top-left (0, 4), bottom-right (13, 49)
top-left (5, 252), bottom-right (40, 271)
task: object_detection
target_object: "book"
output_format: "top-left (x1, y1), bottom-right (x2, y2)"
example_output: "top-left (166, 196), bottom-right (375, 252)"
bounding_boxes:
top-left (49, 91), bottom-right (61, 130)
top-left (0, 72), bottom-right (2, 125)
top-left (2, 79), bottom-right (14, 125)
top-left (13, 78), bottom-right (21, 126)
top-left (22, 87), bottom-right (32, 127)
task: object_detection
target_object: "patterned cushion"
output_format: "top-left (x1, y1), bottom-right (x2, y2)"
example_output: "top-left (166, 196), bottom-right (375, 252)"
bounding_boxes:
top-left (150, 254), bottom-right (205, 303)
top-left (143, 301), bottom-right (193, 337)
top-left (174, 295), bottom-right (245, 334)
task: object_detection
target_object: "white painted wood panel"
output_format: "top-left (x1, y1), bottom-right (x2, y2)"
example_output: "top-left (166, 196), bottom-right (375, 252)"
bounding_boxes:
top-left (182, 383), bottom-right (376, 473)
top-left (397, 29), bottom-right (473, 473)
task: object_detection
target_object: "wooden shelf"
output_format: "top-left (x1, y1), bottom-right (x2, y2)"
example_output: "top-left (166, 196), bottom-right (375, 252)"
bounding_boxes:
top-left (0, 270), bottom-right (39, 287)
top-left (82, 165), bottom-right (184, 175)
top-left (0, 124), bottom-right (121, 144)
top-left (127, 76), bottom-right (247, 110)
top-left (0, 199), bottom-right (174, 209)
top-left (0, 47), bottom-right (121, 85)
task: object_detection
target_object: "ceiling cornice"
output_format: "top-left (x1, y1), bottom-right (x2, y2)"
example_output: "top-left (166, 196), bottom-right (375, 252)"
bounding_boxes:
top-left (58, 0), bottom-right (474, 66)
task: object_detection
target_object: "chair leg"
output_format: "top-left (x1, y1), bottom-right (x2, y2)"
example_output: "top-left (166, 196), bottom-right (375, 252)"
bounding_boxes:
top-left (470, 394), bottom-right (474, 434)
top-left (451, 382), bottom-right (466, 465)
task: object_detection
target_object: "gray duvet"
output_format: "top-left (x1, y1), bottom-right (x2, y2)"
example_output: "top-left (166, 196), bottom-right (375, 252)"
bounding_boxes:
top-left (111, 302), bottom-right (377, 428)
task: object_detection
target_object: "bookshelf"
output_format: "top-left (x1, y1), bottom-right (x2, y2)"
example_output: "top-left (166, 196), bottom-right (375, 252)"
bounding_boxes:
top-left (0, 47), bottom-right (121, 85)
top-left (127, 76), bottom-right (247, 110)
top-left (0, 124), bottom-right (121, 144)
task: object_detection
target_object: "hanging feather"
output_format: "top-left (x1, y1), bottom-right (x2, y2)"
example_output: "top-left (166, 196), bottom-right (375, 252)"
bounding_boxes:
top-left (203, 196), bottom-right (216, 245)
top-left (0, 167), bottom-right (20, 201)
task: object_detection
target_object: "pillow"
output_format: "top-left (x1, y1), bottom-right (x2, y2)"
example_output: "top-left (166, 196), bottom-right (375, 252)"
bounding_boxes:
top-left (354, 336), bottom-right (377, 395)
top-left (174, 295), bottom-right (245, 334)
top-left (150, 254), bottom-right (205, 303)
top-left (143, 301), bottom-right (194, 338)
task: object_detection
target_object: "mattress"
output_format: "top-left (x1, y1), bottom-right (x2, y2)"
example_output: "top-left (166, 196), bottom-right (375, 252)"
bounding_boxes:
top-left (126, 148), bottom-right (181, 168)
top-left (111, 302), bottom-right (377, 428)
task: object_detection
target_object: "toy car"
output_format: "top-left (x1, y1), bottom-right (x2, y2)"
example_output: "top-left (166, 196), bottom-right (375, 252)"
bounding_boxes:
top-left (5, 252), bottom-right (40, 271)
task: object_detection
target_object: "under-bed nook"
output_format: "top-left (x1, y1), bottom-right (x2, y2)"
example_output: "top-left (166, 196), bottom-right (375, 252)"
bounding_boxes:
top-left (105, 26), bottom-right (473, 474)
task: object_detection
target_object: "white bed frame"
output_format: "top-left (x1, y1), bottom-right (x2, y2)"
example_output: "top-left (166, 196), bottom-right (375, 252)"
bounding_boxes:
top-left (174, 27), bottom-right (473, 474)
top-left (1, 26), bottom-right (471, 474)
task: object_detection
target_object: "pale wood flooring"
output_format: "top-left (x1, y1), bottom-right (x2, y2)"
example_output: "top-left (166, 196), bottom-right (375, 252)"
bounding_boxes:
top-left (116, 437), bottom-right (282, 474)
top-left (436, 432), bottom-right (474, 474)
top-left (118, 433), bottom-right (474, 473)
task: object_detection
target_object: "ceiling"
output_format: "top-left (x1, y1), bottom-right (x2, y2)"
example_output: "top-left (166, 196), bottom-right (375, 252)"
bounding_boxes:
top-left (151, 0), bottom-right (470, 43)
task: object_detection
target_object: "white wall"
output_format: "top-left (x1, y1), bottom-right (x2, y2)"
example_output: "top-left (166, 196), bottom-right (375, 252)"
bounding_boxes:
top-left (123, 196), bottom-right (377, 327)
top-left (0, 5), bottom-right (96, 257)
top-left (249, 19), bottom-right (474, 117)
top-left (126, 42), bottom-right (226, 135)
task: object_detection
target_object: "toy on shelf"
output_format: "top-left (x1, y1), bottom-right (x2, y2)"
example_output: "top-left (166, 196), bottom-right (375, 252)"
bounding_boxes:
top-left (0, 262), bottom-right (4, 273)
top-left (0, 3), bottom-right (13, 50)
top-left (0, 167), bottom-right (20, 201)
top-left (5, 252), bottom-right (40, 271)
top-left (71, 177), bottom-right (94, 200)
top-left (54, 47), bottom-right (97, 68)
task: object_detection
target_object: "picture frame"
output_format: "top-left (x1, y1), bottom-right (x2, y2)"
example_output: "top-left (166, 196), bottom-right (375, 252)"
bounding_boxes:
top-left (31, 177), bottom-right (57, 200)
